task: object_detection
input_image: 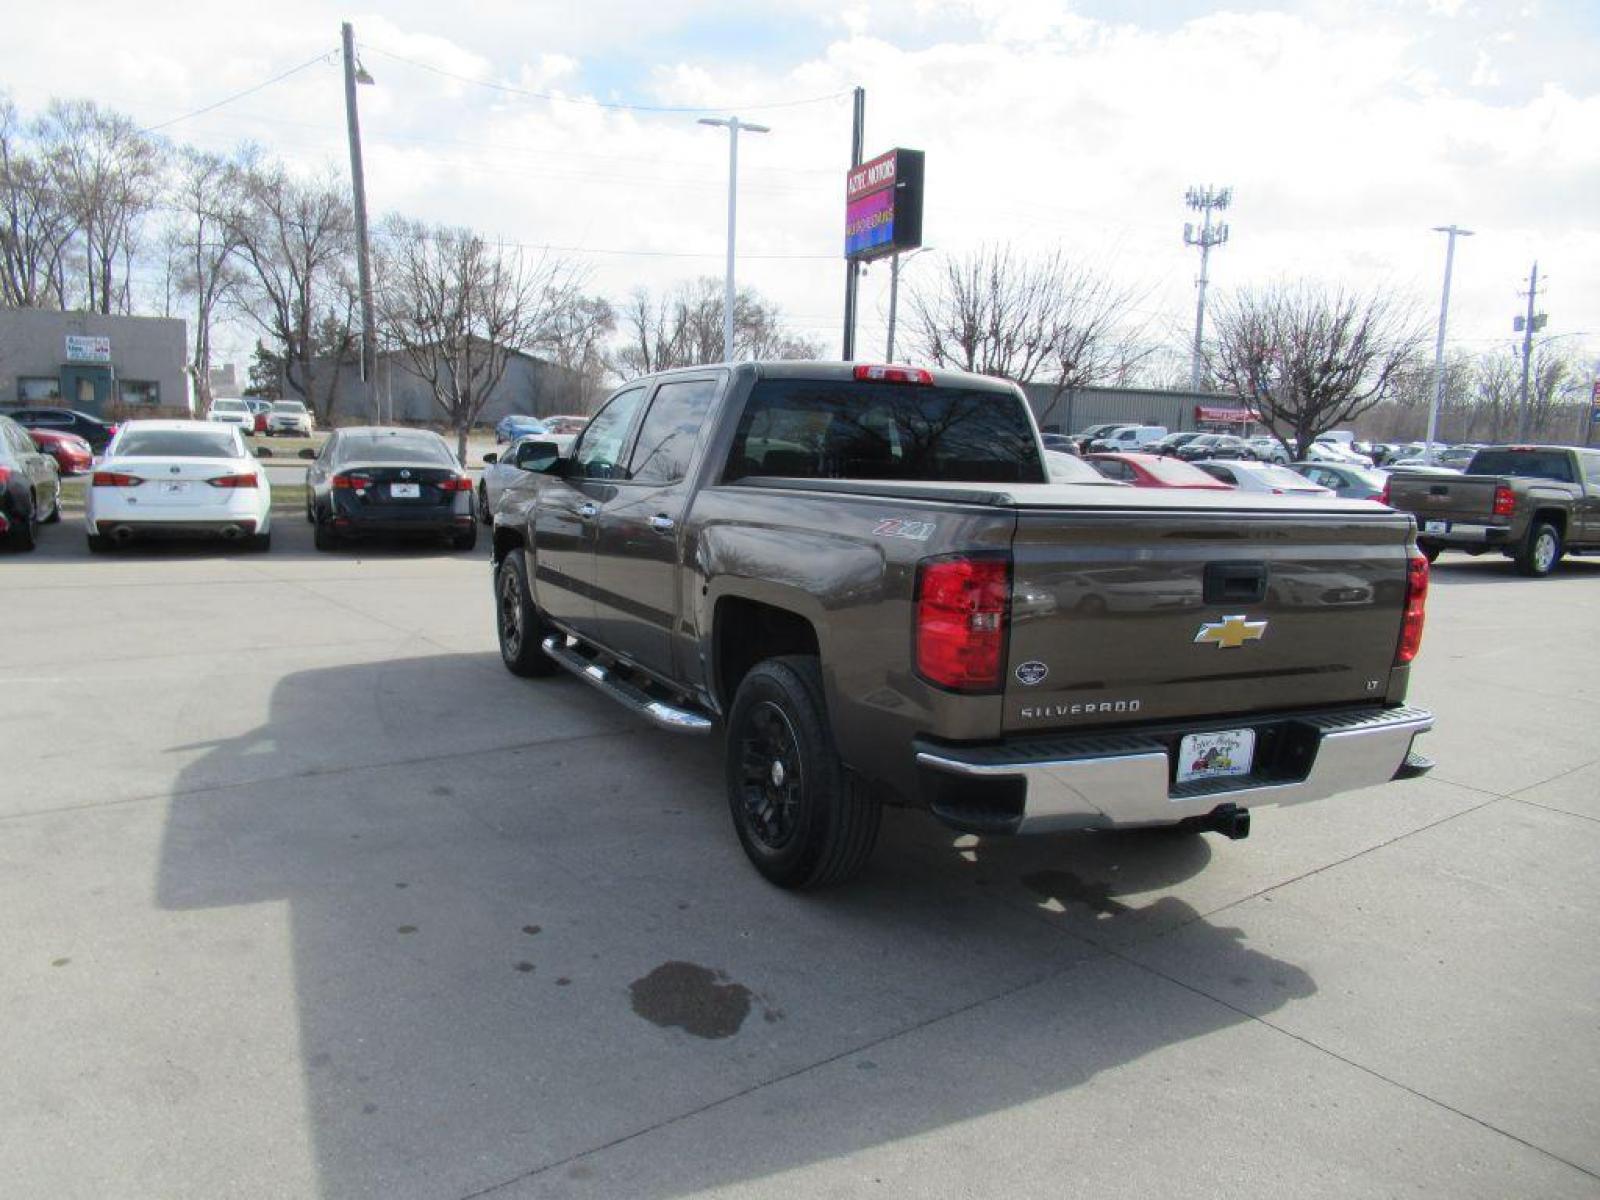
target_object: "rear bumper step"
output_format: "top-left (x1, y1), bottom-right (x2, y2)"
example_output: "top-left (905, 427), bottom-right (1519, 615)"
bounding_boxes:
top-left (540, 636), bottom-right (714, 735)
top-left (915, 705), bottom-right (1434, 835)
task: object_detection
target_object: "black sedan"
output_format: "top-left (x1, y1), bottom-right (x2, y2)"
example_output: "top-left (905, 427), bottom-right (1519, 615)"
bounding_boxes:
top-left (306, 427), bottom-right (477, 551)
top-left (0, 414), bottom-right (63, 551)
top-left (9, 407), bottom-right (118, 452)
top-left (1174, 433), bottom-right (1255, 462)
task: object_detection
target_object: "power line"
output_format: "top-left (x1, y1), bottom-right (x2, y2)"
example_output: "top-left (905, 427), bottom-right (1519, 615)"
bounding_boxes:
top-left (361, 44), bottom-right (852, 114)
top-left (140, 49), bottom-right (339, 134)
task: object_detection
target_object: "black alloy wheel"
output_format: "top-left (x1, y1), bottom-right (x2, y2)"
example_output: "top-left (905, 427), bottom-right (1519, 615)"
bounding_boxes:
top-left (478, 483), bottom-right (492, 524)
top-left (725, 656), bottom-right (881, 889)
top-left (495, 552), bottom-right (558, 677)
top-left (8, 500), bottom-right (38, 551)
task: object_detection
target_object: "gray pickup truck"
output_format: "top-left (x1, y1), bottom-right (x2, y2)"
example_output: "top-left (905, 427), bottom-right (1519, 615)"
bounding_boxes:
top-left (490, 362), bottom-right (1434, 888)
top-left (1386, 445), bottom-right (1600, 575)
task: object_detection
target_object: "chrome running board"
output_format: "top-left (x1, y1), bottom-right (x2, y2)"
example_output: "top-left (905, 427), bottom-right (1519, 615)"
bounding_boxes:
top-left (541, 636), bottom-right (714, 734)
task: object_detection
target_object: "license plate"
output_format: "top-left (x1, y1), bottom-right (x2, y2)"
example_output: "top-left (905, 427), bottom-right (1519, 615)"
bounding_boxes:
top-left (161, 481), bottom-right (190, 495)
top-left (1424, 520), bottom-right (1449, 534)
top-left (1176, 729), bottom-right (1256, 785)
top-left (390, 482), bottom-right (421, 499)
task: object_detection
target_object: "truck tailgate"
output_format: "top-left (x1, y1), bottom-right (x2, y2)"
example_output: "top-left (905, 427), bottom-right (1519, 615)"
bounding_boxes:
top-left (1004, 508), bottom-right (1410, 732)
top-left (1385, 473), bottom-right (1500, 523)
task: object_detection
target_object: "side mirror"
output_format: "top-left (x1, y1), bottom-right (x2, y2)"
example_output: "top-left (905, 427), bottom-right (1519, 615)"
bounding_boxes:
top-left (482, 452), bottom-right (499, 465)
top-left (298, 448), bottom-right (317, 460)
top-left (514, 440), bottom-right (563, 473)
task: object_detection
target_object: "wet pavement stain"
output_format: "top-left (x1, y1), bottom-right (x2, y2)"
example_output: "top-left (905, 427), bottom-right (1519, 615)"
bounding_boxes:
top-left (397, 925), bottom-right (418, 935)
top-left (1020, 869), bottom-right (1131, 916)
top-left (430, 785), bottom-right (454, 797)
top-left (361, 1103), bottom-right (378, 1115)
top-left (514, 962), bottom-right (535, 973)
top-left (521, 925), bottom-right (541, 936)
top-left (395, 882), bottom-right (408, 889)
top-left (629, 961), bottom-right (753, 1040)
top-left (555, 977), bottom-right (572, 986)
top-left (50, 958), bottom-right (70, 968)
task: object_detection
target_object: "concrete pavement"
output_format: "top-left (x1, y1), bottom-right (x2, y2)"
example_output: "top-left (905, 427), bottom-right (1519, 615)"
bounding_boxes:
top-left (2, 525), bottom-right (1597, 1199)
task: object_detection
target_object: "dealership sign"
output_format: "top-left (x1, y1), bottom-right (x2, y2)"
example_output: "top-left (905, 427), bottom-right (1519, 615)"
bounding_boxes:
top-left (845, 148), bottom-right (925, 261)
top-left (65, 335), bottom-right (111, 363)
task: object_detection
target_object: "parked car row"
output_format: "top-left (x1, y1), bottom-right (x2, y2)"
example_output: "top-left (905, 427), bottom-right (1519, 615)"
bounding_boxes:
top-left (207, 398), bottom-right (317, 437)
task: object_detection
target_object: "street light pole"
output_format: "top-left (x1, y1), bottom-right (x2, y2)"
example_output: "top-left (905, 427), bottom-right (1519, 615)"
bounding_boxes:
top-left (698, 116), bottom-right (770, 363)
top-left (885, 246), bottom-right (932, 362)
top-left (341, 22), bottom-right (379, 422)
top-left (1426, 224), bottom-right (1473, 462)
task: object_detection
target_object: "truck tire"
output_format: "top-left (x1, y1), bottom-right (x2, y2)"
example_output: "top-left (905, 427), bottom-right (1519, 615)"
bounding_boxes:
top-left (495, 552), bottom-right (558, 677)
top-left (313, 519), bottom-right (338, 552)
top-left (726, 656), bottom-right (881, 889)
top-left (1516, 522), bottom-right (1562, 577)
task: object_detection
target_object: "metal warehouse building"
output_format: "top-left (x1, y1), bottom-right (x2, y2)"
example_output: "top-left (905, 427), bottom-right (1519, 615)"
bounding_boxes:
top-left (1022, 383), bottom-right (1256, 436)
top-left (0, 308), bottom-right (190, 417)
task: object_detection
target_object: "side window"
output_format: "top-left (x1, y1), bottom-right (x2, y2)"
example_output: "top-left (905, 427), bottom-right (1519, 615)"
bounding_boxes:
top-left (1582, 453), bottom-right (1600, 486)
top-left (1209, 466), bottom-right (1237, 485)
top-left (573, 387), bottom-right (646, 480)
top-left (628, 379), bottom-right (717, 485)
top-left (1095, 459), bottom-right (1131, 481)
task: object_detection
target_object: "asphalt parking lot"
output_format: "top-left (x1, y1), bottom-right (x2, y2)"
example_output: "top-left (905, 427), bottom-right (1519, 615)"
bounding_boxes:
top-left (3, 524), bottom-right (1598, 1200)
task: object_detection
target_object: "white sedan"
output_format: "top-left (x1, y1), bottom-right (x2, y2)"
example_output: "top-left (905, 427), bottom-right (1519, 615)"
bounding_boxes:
top-left (86, 420), bottom-right (272, 552)
top-left (1192, 459), bottom-right (1335, 497)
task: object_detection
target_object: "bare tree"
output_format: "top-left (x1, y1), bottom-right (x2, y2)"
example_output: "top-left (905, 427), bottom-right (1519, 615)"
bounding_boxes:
top-left (1206, 280), bottom-right (1428, 455)
top-left (375, 216), bottom-right (577, 460)
top-left (36, 98), bottom-right (163, 313)
top-left (0, 97), bottom-right (75, 309)
top-left (539, 290), bottom-right (616, 413)
top-left (906, 245), bottom-right (1153, 423)
top-left (615, 277), bottom-right (822, 376)
top-left (231, 161), bottom-right (356, 421)
top-left (168, 147), bottom-right (248, 411)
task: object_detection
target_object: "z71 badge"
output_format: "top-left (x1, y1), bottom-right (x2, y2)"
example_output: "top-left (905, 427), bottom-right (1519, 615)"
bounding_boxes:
top-left (872, 518), bottom-right (935, 541)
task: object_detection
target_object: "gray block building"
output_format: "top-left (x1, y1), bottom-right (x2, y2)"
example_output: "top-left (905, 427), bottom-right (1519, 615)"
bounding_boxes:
top-left (302, 345), bottom-right (587, 427)
top-left (0, 308), bottom-right (190, 417)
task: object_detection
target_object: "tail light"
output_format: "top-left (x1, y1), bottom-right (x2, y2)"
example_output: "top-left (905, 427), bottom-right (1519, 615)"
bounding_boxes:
top-left (436, 475), bottom-right (473, 492)
top-left (332, 473), bottom-right (372, 490)
top-left (1492, 485), bottom-right (1515, 517)
top-left (92, 471), bottom-right (143, 487)
top-left (0, 467), bottom-right (9, 485)
top-left (854, 364), bottom-right (933, 385)
top-left (915, 554), bottom-right (1010, 692)
top-left (207, 473), bottom-right (258, 489)
top-left (1396, 549), bottom-right (1429, 665)
top-left (1378, 481), bottom-right (1391, 507)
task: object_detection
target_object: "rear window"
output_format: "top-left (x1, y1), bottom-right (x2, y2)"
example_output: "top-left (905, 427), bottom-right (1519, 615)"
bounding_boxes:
top-left (725, 379), bottom-right (1044, 484)
top-left (116, 429), bottom-right (241, 458)
top-left (1467, 450), bottom-right (1576, 482)
top-left (273, 401), bottom-right (308, 414)
top-left (336, 433), bottom-right (454, 465)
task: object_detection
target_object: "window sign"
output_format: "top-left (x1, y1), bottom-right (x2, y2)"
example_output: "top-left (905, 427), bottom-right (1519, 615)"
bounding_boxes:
top-left (65, 335), bottom-right (112, 363)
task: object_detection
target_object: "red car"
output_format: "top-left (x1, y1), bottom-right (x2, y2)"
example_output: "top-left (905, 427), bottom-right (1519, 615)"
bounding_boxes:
top-left (1085, 452), bottom-right (1234, 490)
top-left (28, 427), bottom-right (96, 476)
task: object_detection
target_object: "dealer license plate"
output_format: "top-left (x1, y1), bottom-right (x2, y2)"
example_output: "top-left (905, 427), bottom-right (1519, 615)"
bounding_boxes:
top-left (1423, 520), bottom-right (1449, 534)
top-left (390, 482), bottom-right (421, 499)
top-left (1176, 729), bottom-right (1256, 786)
top-left (160, 481), bottom-right (190, 495)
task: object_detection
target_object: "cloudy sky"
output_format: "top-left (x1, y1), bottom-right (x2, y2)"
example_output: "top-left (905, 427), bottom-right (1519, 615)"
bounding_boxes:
top-left (6, 0), bottom-right (1598, 379)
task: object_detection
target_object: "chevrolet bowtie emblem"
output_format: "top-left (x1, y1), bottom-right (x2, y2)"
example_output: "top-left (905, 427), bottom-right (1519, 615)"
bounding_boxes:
top-left (1195, 614), bottom-right (1268, 649)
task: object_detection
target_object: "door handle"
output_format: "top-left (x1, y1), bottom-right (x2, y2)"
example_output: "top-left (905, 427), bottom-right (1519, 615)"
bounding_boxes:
top-left (578, 503), bottom-right (598, 519)
top-left (649, 514), bottom-right (676, 534)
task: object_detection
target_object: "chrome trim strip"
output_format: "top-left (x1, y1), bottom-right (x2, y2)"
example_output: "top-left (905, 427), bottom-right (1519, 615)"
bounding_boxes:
top-left (917, 709), bottom-right (1434, 834)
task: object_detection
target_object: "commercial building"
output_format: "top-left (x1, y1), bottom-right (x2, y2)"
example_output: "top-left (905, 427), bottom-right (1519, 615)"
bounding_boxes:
top-left (291, 343), bottom-right (586, 427)
top-left (1023, 383), bottom-right (1257, 436)
top-left (0, 308), bottom-right (189, 417)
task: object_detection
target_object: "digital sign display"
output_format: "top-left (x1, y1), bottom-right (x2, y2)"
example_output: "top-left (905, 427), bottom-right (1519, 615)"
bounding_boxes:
top-left (845, 148), bottom-right (924, 262)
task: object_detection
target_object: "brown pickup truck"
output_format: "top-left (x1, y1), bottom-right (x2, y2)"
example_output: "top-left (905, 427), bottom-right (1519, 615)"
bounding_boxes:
top-left (1386, 445), bottom-right (1600, 576)
top-left (489, 362), bottom-right (1435, 889)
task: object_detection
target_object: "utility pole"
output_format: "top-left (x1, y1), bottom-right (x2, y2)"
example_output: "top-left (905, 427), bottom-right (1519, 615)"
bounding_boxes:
top-left (341, 22), bottom-right (379, 422)
top-left (698, 115), bottom-right (770, 363)
top-left (1515, 262), bottom-right (1546, 441)
top-left (1425, 225), bottom-right (1473, 462)
top-left (841, 87), bottom-right (865, 361)
top-left (1183, 185), bottom-right (1231, 393)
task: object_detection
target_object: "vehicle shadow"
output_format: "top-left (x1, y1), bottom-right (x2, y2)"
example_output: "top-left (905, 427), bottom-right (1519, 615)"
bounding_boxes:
top-left (155, 656), bottom-right (1315, 1200)
top-left (1428, 554), bottom-right (1600, 585)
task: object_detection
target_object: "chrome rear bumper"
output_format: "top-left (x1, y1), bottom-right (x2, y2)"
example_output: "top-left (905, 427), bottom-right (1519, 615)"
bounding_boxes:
top-left (915, 705), bottom-right (1434, 834)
